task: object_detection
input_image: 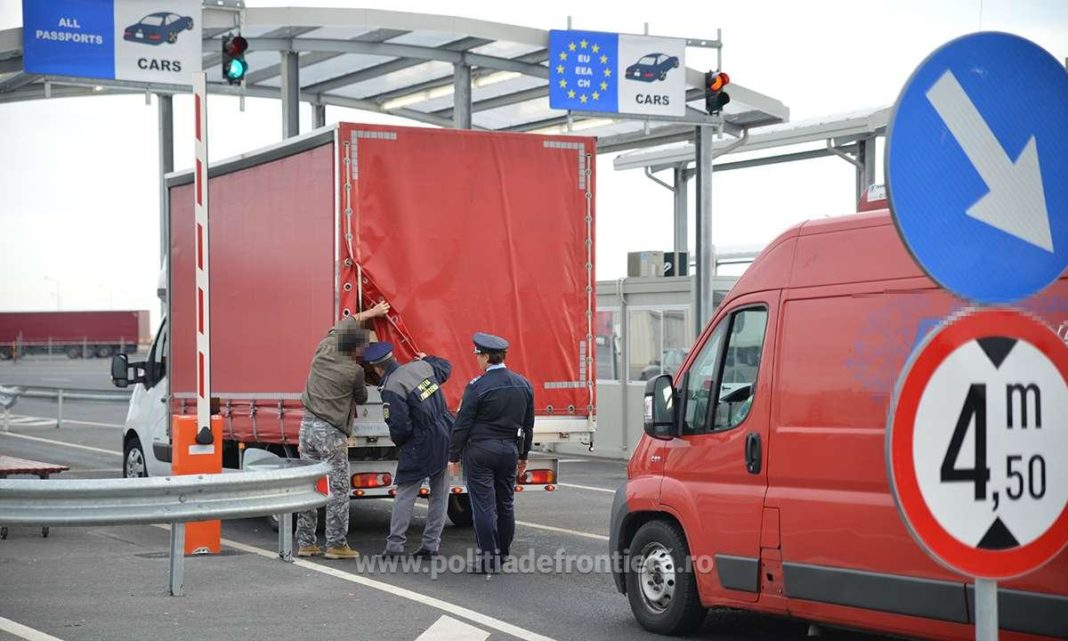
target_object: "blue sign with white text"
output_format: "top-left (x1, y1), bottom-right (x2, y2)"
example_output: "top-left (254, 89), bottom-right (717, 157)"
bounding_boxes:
top-left (549, 29), bottom-right (686, 117)
top-left (21, 0), bottom-right (201, 86)
top-left (22, 0), bottom-right (115, 79)
top-left (886, 32), bottom-right (1068, 304)
top-left (549, 30), bottom-right (619, 113)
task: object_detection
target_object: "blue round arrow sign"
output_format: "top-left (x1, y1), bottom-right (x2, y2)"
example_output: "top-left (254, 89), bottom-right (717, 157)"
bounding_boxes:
top-left (887, 32), bottom-right (1068, 304)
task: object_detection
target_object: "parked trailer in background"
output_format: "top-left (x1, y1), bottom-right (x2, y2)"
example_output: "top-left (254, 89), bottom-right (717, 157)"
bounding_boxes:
top-left (114, 123), bottom-right (596, 527)
top-left (0, 311), bottom-right (150, 359)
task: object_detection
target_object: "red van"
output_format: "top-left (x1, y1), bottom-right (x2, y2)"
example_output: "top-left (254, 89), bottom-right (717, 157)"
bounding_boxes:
top-left (609, 209), bottom-right (1067, 640)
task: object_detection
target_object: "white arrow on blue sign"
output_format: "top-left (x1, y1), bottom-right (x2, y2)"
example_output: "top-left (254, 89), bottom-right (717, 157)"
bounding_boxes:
top-left (886, 32), bottom-right (1068, 304)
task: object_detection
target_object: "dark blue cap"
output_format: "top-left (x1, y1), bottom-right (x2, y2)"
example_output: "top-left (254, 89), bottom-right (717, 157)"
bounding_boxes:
top-left (364, 341), bottom-right (394, 365)
top-left (473, 332), bottom-right (509, 353)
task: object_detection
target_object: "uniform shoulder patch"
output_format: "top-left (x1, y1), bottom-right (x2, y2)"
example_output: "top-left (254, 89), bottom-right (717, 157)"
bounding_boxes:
top-left (468, 375), bottom-right (482, 385)
top-left (382, 402), bottom-right (390, 420)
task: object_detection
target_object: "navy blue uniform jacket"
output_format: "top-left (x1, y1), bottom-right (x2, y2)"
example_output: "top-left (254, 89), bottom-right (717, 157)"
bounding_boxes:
top-left (381, 356), bottom-right (453, 485)
top-left (449, 366), bottom-right (535, 463)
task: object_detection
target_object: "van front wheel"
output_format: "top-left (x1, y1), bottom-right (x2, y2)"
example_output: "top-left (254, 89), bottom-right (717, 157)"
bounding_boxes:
top-left (625, 520), bottom-right (706, 635)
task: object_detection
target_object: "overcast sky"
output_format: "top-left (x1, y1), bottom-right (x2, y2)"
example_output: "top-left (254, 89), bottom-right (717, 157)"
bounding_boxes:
top-left (1, 0), bottom-right (1065, 325)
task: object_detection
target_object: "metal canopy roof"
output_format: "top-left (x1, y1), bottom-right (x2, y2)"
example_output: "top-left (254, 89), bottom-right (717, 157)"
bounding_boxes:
top-left (0, 7), bottom-right (788, 153)
top-left (614, 106), bottom-right (889, 170)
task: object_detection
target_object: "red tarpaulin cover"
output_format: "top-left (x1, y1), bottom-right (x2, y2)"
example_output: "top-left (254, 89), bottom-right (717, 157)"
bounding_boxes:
top-left (337, 124), bottom-right (596, 414)
top-left (170, 125), bottom-right (594, 443)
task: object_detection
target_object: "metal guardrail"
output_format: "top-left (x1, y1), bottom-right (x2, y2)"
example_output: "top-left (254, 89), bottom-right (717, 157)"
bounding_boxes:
top-left (15, 385), bottom-right (133, 403)
top-left (0, 458), bottom-right (330, 595)
top-left (0, 384), bottom-right (132, 430)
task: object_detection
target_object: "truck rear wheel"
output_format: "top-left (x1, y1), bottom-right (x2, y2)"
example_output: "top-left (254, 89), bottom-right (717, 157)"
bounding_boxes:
top-left (96, 345), bottom-right (114, 359)
top-left (447, 494), bottom-right (474, 527)
top-left (66, 346), bottom-right (82, 359)
top-left (625, 520), bottom-right (707, 635)
top-left (0, 346), bottom-right (11, 360)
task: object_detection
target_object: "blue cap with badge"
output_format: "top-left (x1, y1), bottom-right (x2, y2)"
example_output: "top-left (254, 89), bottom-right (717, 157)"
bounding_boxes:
top-left (472, 332), bottom-right (509, 354)
top-left (363, 341), bottom-right (394, 365)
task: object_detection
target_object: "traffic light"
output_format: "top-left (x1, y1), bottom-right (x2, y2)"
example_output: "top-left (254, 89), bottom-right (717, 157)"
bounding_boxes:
top-left (704, 71), bottom-right (730, 114)
top-left (222, 35), bottom-right (249, 85)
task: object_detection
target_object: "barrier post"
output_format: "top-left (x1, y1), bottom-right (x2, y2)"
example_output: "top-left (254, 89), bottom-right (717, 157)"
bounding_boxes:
top-left (169, 523), bottom-right (185, 596)
top-left (172, 414), bottom-right (222, 555)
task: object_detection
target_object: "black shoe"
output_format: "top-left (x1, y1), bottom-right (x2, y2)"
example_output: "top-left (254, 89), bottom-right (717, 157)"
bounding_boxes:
top-left (467, 556), bottom-right (501, 574)
top-left (411, 548), bottom-right (438, 559)
top-left (376, 549), bottom-right (405, 558)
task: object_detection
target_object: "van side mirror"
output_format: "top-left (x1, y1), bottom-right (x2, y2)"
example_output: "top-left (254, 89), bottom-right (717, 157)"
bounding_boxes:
top-left (111, 353), bottom-right (146, 388)
top-left (111, 354), bottom-right (130, 388)
top-left (643, 374), bottom-right (677, 440)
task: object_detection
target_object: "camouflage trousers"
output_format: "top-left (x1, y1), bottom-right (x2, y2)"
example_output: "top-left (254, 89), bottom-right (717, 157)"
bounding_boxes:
top-left (296, 412), bottom-right (350, 549)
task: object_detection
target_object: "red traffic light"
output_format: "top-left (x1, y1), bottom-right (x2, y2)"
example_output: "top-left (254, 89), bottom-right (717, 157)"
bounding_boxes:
top-left (708, 71), bottom-right (730, 92)
top-left (224, 35), bottom-right (248, 56)
top-left (704, 70), bottom-right (731, 115)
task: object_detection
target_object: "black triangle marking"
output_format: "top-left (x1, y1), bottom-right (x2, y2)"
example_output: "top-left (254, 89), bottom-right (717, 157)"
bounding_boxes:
top-left (977, 337), bottom-right (1017, 369)
top-left (977, 517), bottom-right (1020, 550)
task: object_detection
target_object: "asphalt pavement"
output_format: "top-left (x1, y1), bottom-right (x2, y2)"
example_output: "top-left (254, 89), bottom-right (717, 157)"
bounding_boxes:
top-left (0, 358), bottom-right (894, 641)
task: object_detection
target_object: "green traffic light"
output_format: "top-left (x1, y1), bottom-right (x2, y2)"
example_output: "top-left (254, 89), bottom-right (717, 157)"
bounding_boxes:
top-left (225, 59), bottom-right (247, 81)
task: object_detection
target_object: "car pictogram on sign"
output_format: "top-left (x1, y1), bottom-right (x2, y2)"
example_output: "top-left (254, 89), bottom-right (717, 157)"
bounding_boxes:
top-left (123, 12), bottom-right (194, 45)
top-left (624, 53), bottom-right (679, 82)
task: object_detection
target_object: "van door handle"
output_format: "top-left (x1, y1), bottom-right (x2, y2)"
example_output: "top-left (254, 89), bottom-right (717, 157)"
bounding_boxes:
top-left (745, 432), bottom-right (762, 475)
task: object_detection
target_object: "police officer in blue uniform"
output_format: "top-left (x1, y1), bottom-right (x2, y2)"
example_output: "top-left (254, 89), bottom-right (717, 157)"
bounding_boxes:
top-left (448, 332), bottom-right (534, 573)
top-left (364, 341), bottom-right (454, 559)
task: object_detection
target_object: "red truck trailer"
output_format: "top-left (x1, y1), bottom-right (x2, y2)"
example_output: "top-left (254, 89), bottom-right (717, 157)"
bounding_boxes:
top-left (0, 310), bottom-right (150, 359)
top-left (114, 122), bottom-right (596, 525)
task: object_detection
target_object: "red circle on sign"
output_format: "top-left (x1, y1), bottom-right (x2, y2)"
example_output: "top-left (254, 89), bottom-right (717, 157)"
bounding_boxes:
top-left (887, 307), bottom-right (1068, 579)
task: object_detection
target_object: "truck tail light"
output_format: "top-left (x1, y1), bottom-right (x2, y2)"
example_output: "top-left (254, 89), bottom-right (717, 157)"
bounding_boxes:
top-left (351, 472), bottom-right (392, 489)
top-left (315, 476), bottom-right (329, 496)
top-left (520, 469), bottom-right (556, 485)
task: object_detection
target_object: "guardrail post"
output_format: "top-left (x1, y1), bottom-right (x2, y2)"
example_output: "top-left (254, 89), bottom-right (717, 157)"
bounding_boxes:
top-left (278, 512), bottom-right (293, 562)
top-left (56, 389), bottom-right (64, 429)
top-left (169, 523), bottom-right (185, 596)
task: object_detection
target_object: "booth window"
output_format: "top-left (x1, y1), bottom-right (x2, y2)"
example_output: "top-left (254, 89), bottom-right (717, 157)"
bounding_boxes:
top-left (628, 307), bottom-right (691, 382)
top-left (595, 309), bottom-right (622, 381)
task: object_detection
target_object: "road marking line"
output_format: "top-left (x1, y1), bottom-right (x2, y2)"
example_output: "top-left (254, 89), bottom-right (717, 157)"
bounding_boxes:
top-left (416, 616), bottom-right (489, 641)
top-left (556, 459), bottom-right (590, 463)
top-left (9, 415), bottom-right (124, 429)
top-left (0, 616), bottom-right (67, 641)
top-left (0, 431), bottom-right (122, 456)
top-left (60, 419), bottom-right (125, 429)
top-left (6, 417), bottom-right (54, 427)
top-left (149, 525), bottom-right (556, 641)
top-left (515, 520), bottom-right (609, 541)
top-left (557, 482), bottom-right (614, 494)
top-left (373, 498), bottom-right (609, 541)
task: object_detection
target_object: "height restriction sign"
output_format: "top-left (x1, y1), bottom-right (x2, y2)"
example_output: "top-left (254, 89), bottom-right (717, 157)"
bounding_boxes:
top-left (887, 308), bottom-right (1068, 580)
